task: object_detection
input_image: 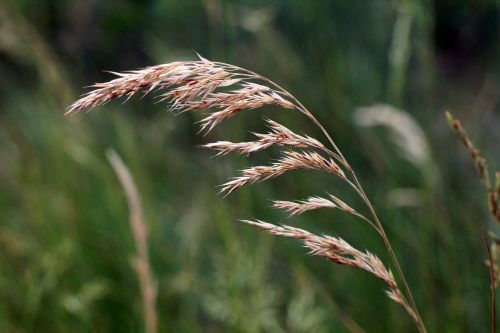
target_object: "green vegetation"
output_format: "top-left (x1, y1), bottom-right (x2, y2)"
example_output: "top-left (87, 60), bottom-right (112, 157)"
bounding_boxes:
top-left (0, 1), bottom-right (499, 332)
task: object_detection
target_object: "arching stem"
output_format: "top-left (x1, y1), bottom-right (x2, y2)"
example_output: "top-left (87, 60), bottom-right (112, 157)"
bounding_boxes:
top-left (215, 61), bottom-right (427, 332)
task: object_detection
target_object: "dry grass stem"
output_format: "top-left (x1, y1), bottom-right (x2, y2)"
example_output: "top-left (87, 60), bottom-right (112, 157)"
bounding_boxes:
top-left (69, 55), bottom-right (427, 331)
top-left (106, 149), bottom-right (158, 333)
top-left (447, 112), bottom-right (500, 280)
top-left (447, 112), bottom-right (499, 332)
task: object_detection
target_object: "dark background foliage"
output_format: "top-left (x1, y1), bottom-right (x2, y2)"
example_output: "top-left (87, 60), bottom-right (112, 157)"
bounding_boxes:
top-left (0, 0), bottom-right (499, 332)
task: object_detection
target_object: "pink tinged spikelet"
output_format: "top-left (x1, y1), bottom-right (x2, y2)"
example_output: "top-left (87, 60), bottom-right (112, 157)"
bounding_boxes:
top-left (280, 151), bottom-right (345, 178)
top-left (219, 165), bottom-right (282, 195)
top-left (273, 197), bottom-right (338, 216)
top-left (262, 119), bottom-right (324, 148)
top-left (272, 194), bottom-right (356, 216)
top-left (241, 219), bottom-right (417, 322)
top-left (202, 119), bottom-right (325, 156)
top-left (327, 194), bottom-right (355, 213)
top-left (202, 140), bottom-right (276, 156)
top-left (219, 150), bottom-right (345, 195)
top-left (195, 84), bottom-right (295, 133)
top-left (67, 58), bottom-right (296, 135)
top-left (67, 62), bottom-right (205, 114)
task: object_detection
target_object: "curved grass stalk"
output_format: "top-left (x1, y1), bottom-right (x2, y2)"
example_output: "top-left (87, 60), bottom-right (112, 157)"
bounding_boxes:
top-left (68, 56), bottom-right (427, 332)
top-left (215, 60), bottom-right (426, 331)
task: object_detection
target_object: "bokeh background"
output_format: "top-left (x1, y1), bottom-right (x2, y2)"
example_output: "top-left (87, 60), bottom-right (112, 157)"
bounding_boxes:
top-left (1, 1), bottom-right (499, 332)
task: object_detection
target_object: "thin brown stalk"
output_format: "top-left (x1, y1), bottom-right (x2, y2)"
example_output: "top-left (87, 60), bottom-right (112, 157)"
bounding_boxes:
top-left (106, 149), bottom-right (158, 333)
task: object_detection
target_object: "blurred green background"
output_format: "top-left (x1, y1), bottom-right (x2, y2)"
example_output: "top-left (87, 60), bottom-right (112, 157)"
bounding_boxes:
top-left (0, 0), bottom-right (499, 332)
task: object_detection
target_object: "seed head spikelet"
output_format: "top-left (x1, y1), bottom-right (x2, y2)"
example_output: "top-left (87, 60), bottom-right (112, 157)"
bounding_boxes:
top-left (218, 150), bottom-right (345, 195)
top-left (240, 219), bottom-right (417, 322)
top-left (202, 119), bottom-right (326, 156)
top-left (273, 197), bottom-right (338, 216)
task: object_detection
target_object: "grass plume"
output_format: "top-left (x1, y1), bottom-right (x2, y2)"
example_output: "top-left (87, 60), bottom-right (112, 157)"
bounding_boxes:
top-left (69, 55), bottom-right (427, 332)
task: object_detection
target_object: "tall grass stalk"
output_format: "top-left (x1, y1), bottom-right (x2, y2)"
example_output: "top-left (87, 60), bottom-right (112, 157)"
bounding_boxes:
top-left (69, 55), bottom-right (427, 332)
top-left (107, 149), bottom-right (158, 333)
top-left (447, 112), bottom-right (500, 333)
